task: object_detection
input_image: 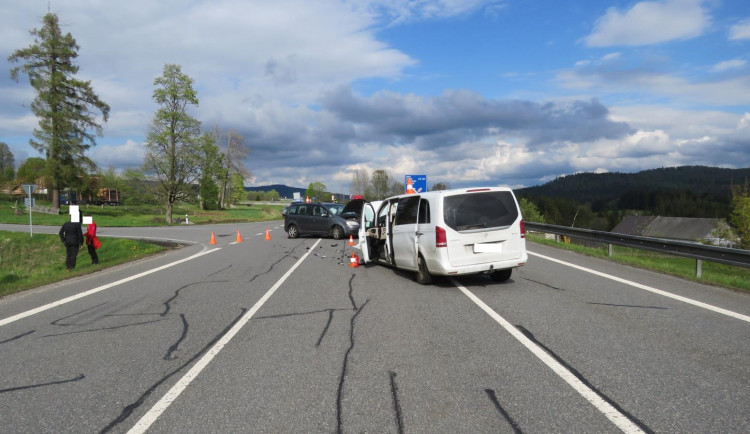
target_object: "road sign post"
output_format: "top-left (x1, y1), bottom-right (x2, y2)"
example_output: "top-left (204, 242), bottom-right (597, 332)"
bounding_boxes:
top-left (21, 184), bottom-right (37, 237)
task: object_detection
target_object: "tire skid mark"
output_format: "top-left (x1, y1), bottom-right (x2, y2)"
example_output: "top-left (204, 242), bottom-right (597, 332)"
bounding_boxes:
top-left (162, 280), bottom-right (229, 316)
top-left (0, 329), bottom-right (35, 345)
top-left (207, 264), bottom-right (232, 277)
top-left (522, 277), bottom-right (566, 291)
top-left (99, 308), bottom-right (248, 433)
top-left (316, 309), bottom-right (335, 347)
top-left (389, 371), bottom-right (405, 434)
top-left (42, 319), bottom-right (167, 338)
top-left (51, 302), bottom-right (110, 326)
top-left (587, 302), bottom-right (667, 310)
top-left (253, 307), bottom-right (351, 321)
top-left (164, 314), bottom-right (189, 360)
top-left (485, 388), bottom-right (523, 434)
top-left (514, 325), bottom-right (654, 434)
top-left (336, 297), bottom-right (369, 434)
top-left (248, 245), bottom-right (301, 283)
top-left (0, 374), bottom-right (85, 394)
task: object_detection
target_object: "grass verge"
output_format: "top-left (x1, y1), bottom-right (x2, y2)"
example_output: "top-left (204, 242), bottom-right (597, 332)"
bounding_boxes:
top-left (0, 199), bottom-right (285, 227)
top-left (528, 234), bottom-right (750, 292)
top-left (0, 230), bottom-right (167, 298)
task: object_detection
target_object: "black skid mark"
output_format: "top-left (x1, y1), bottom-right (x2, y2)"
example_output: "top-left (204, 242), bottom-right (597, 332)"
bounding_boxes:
top-left (0, 330), bottom-right (35, 345)
top-left (587, 302), bottom-right (667, 310)
top-left (164, 314), bottom-right (189, 360)
top-left (51, 302), bottom-right (109, 326)
top-left (522, 278), bottom-right (565, 291)
top-left (485, 389), bottom-right (523, 434)
top-left (42, 319), bottom-right (167, 338)
top-left (316, 309), bottom-right (335, 347)
top-left (248, 245), bottom-right (300, 283)
top-left (207, 264), bottom-right (232, 277)
top-left (99, 308), bottom-right (248, 433)
top-left (253, 307), bottom-right (352, 321)
top-left (336, 298), bottom-right (370, 434)
top-left (162, 281), bottom-right (229, 316)
top-left (347, 274), bottom-right (357, 309)
top-left (514, 325), bottom-right (654, 434)
top-left (389, 371), bottom-right (405, 434)
top-left (0, 374), bottom-right (85, 394)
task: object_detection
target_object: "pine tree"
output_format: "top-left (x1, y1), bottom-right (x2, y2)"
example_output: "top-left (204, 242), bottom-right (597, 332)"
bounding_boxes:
top-left (8, 13), bottom-right (110, 207)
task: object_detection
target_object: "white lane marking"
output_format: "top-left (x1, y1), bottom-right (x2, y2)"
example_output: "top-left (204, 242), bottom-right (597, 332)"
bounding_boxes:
top-left (127, 239), bottom-right (322, 434)
top-left (0, 249), bottom-right (219, 327)
top-left (528, 251), bottom-right (750, 324)
top-left (453, 280), bottom-right (644, 434)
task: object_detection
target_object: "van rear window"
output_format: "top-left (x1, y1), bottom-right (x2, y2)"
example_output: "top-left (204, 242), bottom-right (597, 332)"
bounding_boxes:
top-left (443, 191), bottom-right (518, 231)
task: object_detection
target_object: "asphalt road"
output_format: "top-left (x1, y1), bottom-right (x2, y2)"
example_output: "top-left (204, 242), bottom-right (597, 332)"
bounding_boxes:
top-left (1, 222), bottom-right (749, 433)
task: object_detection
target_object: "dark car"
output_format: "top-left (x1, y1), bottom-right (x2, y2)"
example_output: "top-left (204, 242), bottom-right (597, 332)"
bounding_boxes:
top-left (284, 201), bottom-right (361, 239)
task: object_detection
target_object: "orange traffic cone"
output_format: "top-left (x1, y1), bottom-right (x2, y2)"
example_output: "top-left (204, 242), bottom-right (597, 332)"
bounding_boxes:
top-left (209, 232), bottom-right (217, 245)
top-left (265, 228), bottom-right (271, 240)
top-left (349, 252), bottom-right (359, 268)
top-left (236, 230), bottom-right (243, 243)
top-left (348, 235), bottom-right (354, 246)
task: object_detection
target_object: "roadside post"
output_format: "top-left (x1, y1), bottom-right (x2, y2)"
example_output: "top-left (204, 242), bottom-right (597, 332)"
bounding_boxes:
top-left (21, 184), bottom-right (37, 237)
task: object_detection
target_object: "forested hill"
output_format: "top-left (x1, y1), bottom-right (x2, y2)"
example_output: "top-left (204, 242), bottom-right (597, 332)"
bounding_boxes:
top-left (516, 166), bottom-right (750, 206)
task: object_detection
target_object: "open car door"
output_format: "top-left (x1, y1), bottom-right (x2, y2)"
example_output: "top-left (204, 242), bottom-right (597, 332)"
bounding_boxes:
top-left (358, 200), bottom-right (381, 263)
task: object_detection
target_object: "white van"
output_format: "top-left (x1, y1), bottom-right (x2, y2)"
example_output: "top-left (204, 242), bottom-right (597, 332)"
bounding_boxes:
top-left (357, 187), bottom-right (527, 284)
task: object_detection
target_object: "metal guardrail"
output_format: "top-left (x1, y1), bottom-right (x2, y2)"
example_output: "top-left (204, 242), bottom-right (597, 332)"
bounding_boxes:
top-left (525, 222), bottom-right (750, 276)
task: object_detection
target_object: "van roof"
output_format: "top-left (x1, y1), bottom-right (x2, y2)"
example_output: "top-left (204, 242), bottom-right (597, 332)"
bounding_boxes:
top-left (388, 186), bottom-right (514, 200)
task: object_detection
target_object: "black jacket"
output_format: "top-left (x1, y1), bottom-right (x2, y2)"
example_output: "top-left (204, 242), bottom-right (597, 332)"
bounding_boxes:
top-left (59, 221), bottom-right (83, 247)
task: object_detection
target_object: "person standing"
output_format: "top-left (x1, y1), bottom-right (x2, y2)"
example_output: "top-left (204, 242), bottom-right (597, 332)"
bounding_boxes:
top-left (59, 216), bottom-right (83, 271)
top-left (84, 218), bottom-right (99, 264)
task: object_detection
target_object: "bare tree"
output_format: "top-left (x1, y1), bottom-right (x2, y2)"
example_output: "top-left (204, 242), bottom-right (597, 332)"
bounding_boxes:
top-left (214, 127), bottom-right (250, 209)
top-left (350, 167), bottom-right (371, 197)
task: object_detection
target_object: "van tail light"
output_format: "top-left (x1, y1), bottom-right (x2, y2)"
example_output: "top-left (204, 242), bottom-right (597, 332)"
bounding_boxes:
top-left (436, 226), bottom-right (447, 248)
top-left (520, 220), bottom-right (526, 238)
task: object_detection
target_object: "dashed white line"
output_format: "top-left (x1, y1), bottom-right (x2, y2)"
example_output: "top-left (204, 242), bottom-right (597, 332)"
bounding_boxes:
top-left (528, 251), bottom-right (750, 323)
top-left (0, 248), bottom-right (220, 327)
top-left (453, 280), bottom-right (645, 433)
top-left (126, 239), bottom-right (321, 434)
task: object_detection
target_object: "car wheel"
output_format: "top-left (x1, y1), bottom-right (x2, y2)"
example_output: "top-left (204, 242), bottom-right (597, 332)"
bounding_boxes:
top-left (287, 224), bottom-right (299, 239)
top-left (416, 255), bottom-right (432, 285)
top-left (490, 268), bottom-right (512, 282)
top-left (331, 225), bottom-right (344, 240)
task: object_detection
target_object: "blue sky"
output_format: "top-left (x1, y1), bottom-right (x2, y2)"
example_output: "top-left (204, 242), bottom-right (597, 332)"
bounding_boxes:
top-left (1, 0), bottom-right (749, 194)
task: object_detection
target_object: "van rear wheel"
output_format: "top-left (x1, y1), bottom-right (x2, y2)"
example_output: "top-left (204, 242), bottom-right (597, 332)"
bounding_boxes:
top-left (287, 224), bottom-right (299, 239)
top-left (416, 255), bottom-right (432, 285)
top-left (490, 268), bottom-right (512, 282)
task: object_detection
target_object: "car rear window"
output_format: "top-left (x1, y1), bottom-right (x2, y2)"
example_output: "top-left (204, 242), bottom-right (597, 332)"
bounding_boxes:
top-left (443, 191), bottom-right (518, 231)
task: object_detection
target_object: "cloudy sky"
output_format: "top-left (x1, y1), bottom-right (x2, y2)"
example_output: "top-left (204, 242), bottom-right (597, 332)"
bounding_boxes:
top-left (1, 0), bottom-right (749, 193)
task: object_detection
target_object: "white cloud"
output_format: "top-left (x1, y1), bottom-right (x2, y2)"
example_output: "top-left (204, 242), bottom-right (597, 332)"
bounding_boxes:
top-left (583, 0), bottom-right (710, 47)
top-left (729, 19), bottom-right (750, 40)
top-left (557, 66), bottom-right (750, 106)
top-left (711, 59), bottom-right (747, 73)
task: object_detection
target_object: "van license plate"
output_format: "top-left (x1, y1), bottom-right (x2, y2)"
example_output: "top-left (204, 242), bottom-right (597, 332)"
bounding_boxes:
top-left (474, 243), bottom-right (502, 253)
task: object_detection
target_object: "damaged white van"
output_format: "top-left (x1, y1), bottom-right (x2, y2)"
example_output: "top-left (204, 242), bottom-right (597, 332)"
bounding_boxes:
top-left (357, 187), bottom-right (527, 284)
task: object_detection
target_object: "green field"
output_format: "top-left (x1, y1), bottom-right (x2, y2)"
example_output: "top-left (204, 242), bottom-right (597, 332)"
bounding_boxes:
top-left (1, 198), bottom-right (285, 226)
top-left (0, 230), bottom-right (168, 297)
top-left (528, 234), bottom-right (750, 292)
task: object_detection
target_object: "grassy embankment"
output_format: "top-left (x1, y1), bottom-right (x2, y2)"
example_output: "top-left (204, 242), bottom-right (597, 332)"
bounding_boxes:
top-left (528, 234), bottom-right (750, 292)
top-left (0, 198), bottom-right (286, 297)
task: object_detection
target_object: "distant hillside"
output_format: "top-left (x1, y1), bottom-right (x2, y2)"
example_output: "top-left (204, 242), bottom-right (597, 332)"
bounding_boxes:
top-left (245, 184), bottom-right (306, 198)
top-left (516, 166), bottom-right (750, 207)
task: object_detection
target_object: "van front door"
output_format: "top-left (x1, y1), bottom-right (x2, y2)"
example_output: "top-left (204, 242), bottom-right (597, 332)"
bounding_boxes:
top-left (392, 196), bottom-right (420, 270)
top-left (358, 202), bottom-right (379, 263)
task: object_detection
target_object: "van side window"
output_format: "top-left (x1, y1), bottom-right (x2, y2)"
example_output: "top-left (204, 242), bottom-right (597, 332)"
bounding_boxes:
top-left (395, 196), bottom-right (419, 225)
top-left (418, 199), bottom-right (430, 224)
